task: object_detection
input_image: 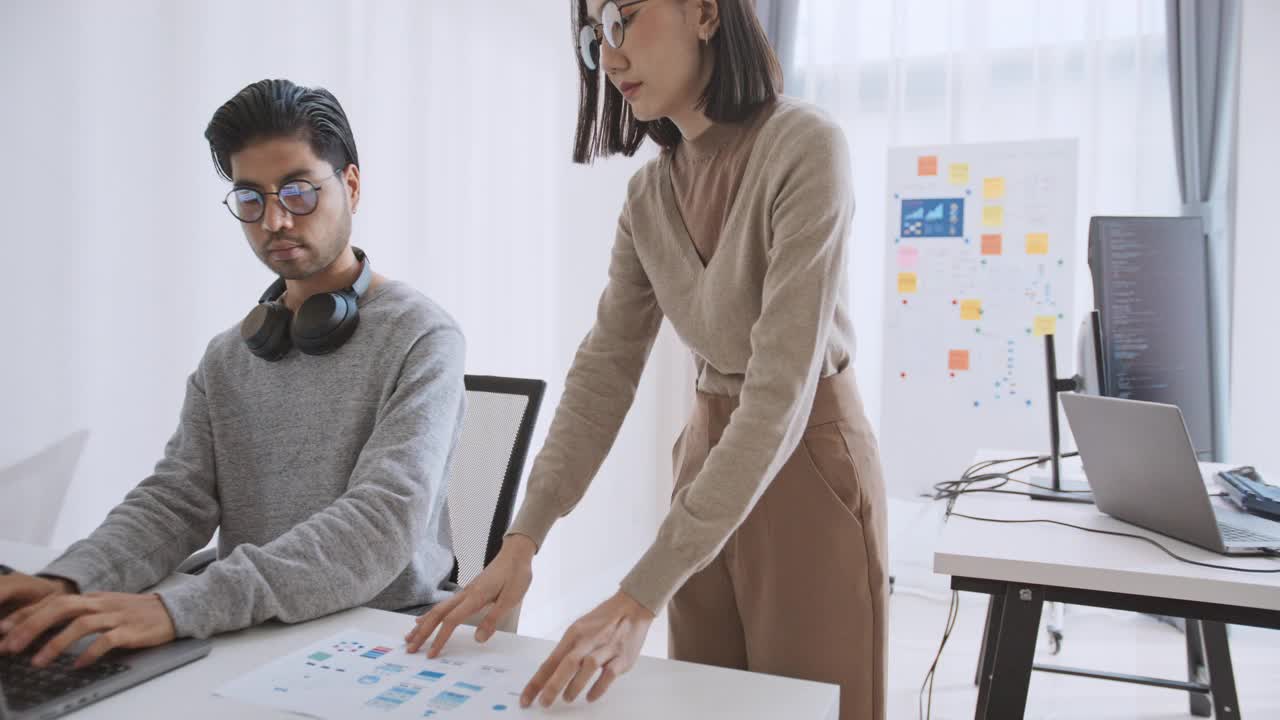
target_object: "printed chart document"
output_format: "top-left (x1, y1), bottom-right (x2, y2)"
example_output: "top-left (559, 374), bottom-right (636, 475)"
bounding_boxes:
top-left (216, 628), bottom-right (541, 718)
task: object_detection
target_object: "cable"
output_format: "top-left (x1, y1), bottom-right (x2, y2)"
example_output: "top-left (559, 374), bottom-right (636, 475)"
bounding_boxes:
top-left (927, 452), bottom-right (1088, 509)
top-left (946, 512), bottom-right (1280, 573)
top-left (918, 590), bottom-right (959, 720)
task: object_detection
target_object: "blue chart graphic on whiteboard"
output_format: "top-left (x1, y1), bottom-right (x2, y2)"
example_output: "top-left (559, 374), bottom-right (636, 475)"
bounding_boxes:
top-left (215, 629), bottom-right (530, 718)
top-left (901, 198), bottom-right (965, 237)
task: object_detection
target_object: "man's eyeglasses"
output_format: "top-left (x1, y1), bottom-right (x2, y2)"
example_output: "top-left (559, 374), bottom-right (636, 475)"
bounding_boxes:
top-left (222, 170), bottom-right (342, 223)
top-left (578, 0), bottom-right (649, 71)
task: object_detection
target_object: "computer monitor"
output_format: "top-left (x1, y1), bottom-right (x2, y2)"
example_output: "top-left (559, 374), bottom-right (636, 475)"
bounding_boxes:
top-left (1088, 216), bottom-right (1216, 460)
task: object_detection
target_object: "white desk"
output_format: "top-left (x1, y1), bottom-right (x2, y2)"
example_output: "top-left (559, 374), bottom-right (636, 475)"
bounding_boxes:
top-left (933, 452), bottom-right (1280, 720)
top-left (3, 540), bottom-right (838, 719)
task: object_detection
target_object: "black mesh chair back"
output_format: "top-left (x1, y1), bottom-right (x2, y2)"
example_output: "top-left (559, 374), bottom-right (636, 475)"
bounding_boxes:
top-left (445, 375), bottom-right (545, 587)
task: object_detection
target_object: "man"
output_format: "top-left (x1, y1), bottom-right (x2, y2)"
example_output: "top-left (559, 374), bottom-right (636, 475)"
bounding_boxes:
top-left (0, 79), bottom-right (465, 668)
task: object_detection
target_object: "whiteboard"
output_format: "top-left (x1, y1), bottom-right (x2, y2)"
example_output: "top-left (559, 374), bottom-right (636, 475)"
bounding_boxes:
top-left (879, 140), bottom-right (1079, 498)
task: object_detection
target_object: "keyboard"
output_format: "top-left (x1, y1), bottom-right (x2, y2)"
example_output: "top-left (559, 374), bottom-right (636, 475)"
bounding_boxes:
top-left (1219, 523), bottom-right (1280, 545)
top-left (0, 650), bottom-right (129, 712)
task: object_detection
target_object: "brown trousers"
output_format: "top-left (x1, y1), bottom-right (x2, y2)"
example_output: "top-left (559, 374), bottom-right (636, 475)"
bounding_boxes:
top-left (668, 367), bottom-right (888, 720)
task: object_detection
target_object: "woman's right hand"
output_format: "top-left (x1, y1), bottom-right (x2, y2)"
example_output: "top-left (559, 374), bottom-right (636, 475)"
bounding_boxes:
top-left (405, 534), bottom-right (537, 657)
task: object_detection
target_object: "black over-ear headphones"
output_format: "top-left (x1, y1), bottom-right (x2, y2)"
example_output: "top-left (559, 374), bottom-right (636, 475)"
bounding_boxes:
top-left (240, 247), bottom-right (373, 361)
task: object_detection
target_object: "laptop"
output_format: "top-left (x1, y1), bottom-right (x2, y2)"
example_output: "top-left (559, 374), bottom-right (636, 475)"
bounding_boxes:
top-left (1061, 393), bottom-right (1280, 554)
top-left (0, 632), bottom-right (210, 719)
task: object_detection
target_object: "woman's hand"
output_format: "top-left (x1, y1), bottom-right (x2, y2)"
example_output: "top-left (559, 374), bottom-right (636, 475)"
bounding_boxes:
top-left (405, 534), bottom-right (536, 657)
top-left (520, 590), bottom-right (654, 708)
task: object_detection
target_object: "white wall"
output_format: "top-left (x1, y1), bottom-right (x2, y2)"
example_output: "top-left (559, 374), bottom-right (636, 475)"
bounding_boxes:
top-left (1230, 0), bottom-right (1280, 471)
top-left (0, 1), bottom-right (692, 641)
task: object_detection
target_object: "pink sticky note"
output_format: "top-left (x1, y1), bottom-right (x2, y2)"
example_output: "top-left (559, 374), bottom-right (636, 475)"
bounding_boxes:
top-left (897, 246), bottom-right (920, 269)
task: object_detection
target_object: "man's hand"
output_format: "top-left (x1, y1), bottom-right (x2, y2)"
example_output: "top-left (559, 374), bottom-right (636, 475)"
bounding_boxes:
top-left (0, 573), bottom-right (74, 619)
top-left (520, 590), bottom-right (654, 709)
top-left (0, 592), bottom-right (177, 669)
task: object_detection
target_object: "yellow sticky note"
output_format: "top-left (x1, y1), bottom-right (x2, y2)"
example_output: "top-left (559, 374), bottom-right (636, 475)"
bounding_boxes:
top-left (960, 299), bottom-right (982, 321)
top-left (897, 272), bottom-right (918, 294)
top-left (1033, 315), bottom-right (1057, 336)
top-left (983, 177), bottom-right (1006, 199)
top-left (982, 206), bottom-right (1003, 227)
top-left (1026, 233), bottom-right (1049, 255)
top-left (949, 163), bottom-right (969, 185)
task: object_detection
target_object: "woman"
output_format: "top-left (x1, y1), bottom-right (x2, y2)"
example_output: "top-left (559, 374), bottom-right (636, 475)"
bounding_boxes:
top-left (406, 2), bottom-right (887, 718)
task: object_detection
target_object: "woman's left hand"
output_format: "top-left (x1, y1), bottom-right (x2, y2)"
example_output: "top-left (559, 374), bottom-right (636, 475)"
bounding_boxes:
top-left (520, 590), bottom-right (654, 708)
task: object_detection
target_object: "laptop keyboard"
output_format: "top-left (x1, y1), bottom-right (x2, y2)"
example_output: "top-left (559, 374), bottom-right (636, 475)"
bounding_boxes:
top-left (1219, 523), bottom-right (1280, 545)
top-left (0, 650), bottom-right (129, 712)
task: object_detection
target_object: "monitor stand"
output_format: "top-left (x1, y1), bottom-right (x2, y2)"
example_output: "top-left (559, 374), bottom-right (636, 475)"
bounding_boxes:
top-left (1033, 332), bottom-right (1095, 504)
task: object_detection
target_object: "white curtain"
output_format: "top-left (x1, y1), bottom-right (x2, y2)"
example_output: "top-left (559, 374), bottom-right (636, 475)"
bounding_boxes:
top-left (0, 0), bottom-right (691, 639)
top-left (782, 0), bottom-right (1180, 588)
top-left (786, 0), bottom-right (1180, 438)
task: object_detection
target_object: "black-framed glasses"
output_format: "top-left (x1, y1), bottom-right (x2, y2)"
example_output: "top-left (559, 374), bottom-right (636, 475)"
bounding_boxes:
top-left (578, 0), bottom-right (649, 70)
top-left (222, 170), bottom-right (342, 223)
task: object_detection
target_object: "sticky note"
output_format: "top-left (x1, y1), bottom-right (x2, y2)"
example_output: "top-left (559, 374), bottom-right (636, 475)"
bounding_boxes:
top-left (897, 246), bottom-right (920, 269)
top-left (897, 272), bottom-right (918, 294)
top-left (983, 177), bottom-right (1005, 199)
top-left (949, 350), bottom-right (971, 371)
top-left (981, 234), bottom-right (1003, 255)
top-left (1026, 233), bottom-right (1049, 255)
top-left (960, 299), bottom-right (982, 321)
top-left (982, 206), bottom-right (1003, 227)
top-left (949, 163), bottom-right (969, 185)
top-left (1033, 315), bottom-right (1057, 336)
top-left (918, 155), bottom-right (938, 176)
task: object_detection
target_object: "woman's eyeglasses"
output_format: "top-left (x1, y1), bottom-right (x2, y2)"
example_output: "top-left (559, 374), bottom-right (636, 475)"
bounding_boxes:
top-left (578, 0), bottom-right (649, 71)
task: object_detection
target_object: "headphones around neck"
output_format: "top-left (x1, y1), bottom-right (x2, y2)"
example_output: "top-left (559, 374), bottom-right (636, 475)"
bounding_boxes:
top-left (240, 246), bottom-right (373, 361)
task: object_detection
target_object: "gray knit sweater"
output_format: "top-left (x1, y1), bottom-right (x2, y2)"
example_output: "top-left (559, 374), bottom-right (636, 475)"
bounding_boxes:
top-left (42, 280), bottom-right (465, 638)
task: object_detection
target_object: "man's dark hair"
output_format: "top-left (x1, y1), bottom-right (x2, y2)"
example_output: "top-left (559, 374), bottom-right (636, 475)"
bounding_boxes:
top-left (571, 0), bottom-right (782, 164)
top-left (205, 79), bottom-right (359, 181)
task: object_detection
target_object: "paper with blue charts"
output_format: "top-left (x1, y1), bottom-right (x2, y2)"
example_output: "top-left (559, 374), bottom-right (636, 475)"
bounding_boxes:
top-left (215, 629), bottom-right (539, 718)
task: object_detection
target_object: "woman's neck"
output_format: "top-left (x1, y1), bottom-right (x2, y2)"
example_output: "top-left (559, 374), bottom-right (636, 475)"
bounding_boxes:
top-left (668, 108), bottom-right (714, 141)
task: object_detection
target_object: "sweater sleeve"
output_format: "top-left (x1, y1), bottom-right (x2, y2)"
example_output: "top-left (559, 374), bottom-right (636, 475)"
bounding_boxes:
top-left (505, 179), bottom-right (665, 550)
top-left (619, 120), bottom-right (855, 614)
top-left (153, 326), bottom-right (466, 638)
top-left (40, 356), bottom-right (222, 596)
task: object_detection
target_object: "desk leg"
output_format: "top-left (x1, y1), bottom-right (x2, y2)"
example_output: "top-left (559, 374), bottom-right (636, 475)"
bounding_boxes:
top-left (974, 594), bottom-right (1001, 687)
top-left (1186, 619), bottom-right (1212, 717)
top-left (976, 584), bottom-right (1043, 720)
top-left (1202, 621), bottom-right (1240, 719)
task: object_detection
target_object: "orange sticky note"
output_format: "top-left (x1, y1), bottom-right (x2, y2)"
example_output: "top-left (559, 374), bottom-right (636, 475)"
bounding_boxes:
top-left (1033, 315), bottom-right (1057, 336)
top-left (981, 234), bottom-right (1003, 255)
top-left (897, 272), bottom-right (918, 294)
top-left (960, 299), bottom-right (982, 321)
top-left (983, 177), bottom-right (1006, 199)
top-left (918, 155), bottom-right (938, 176)
top-left (949, 350), bottom-right (971, 371)
top-left (982, 206), bottom-right (1003, 227)
top-left (1026, 233), bottom-right (1049, 255)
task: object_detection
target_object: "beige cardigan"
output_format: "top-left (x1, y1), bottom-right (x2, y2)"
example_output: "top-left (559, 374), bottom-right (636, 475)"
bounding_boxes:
top-left (507, 97), bottom-right (857, 614)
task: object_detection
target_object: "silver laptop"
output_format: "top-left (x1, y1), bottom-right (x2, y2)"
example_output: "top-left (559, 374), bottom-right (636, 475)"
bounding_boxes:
top-left (0, 634), bottom-right (210, 719)
top-left (1061, 393), bottom-right (1280, 554)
